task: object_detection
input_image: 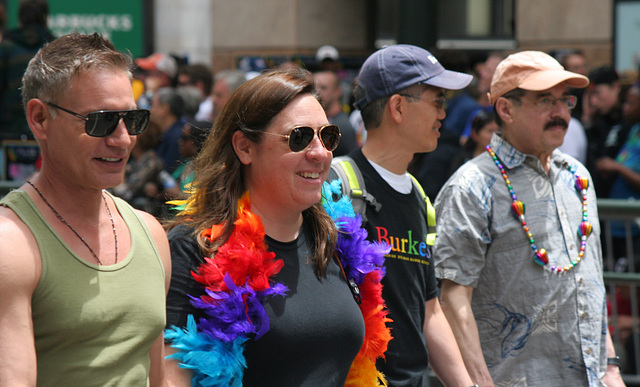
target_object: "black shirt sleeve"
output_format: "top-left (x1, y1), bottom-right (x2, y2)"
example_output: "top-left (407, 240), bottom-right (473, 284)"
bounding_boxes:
top-left (165, 224), bottom-right (207, 329)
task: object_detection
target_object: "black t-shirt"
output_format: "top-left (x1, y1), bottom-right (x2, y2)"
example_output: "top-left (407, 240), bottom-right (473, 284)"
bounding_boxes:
top-left (166, 225), bottom-right (206, 328)
top-left (166, 222), bottom-right (365, 386)
top-left (329, 148), bottom-right (438, 387)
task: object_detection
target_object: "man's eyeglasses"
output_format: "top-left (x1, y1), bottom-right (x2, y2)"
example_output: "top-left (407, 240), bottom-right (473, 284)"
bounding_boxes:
top-left (46, 102), bottom-right (150, 137)
top-left (398, 94), bottom-right (447, 110)
top-left (507, 95), bottom-right (577, 112)
top-left (244, 125), bottom-right (341, 152)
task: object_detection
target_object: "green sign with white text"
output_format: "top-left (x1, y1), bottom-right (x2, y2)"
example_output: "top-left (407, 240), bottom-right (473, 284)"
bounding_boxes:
top-left (6, 0), bottom-right (146, 58)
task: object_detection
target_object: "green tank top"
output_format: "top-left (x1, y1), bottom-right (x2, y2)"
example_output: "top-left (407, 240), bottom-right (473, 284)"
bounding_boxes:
top-left (0, 190), bottom-right (166, 387)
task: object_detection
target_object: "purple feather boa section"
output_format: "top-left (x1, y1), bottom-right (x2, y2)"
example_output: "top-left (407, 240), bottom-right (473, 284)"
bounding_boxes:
top-left (334, 214), bottom-right (389, 285)
top-left (189, 273), bottom-right (288, 342)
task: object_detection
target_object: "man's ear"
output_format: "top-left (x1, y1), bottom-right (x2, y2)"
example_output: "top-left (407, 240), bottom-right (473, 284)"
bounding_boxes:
top-left (232, 130), bottom-right (254, 165)
top-left (387, 94), bottom-right (404, 124)
top-left (495, 97), bottom-right (515, 125)
top-left (26, 99), bottom-right (49, 140)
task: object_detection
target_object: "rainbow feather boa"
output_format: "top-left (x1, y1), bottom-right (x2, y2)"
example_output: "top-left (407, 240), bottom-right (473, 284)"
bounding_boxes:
top-left (165, 181), bottom-right (392, 386)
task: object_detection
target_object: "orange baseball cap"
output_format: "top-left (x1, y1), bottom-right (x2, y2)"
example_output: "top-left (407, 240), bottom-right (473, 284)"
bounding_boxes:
top-left (488, 51), bottom-right (589, 105)
top-left (135, 53), bottom-right (177, 78)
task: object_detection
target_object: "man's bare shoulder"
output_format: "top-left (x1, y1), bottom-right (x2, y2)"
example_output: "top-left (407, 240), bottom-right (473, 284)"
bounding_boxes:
top-left (133, 208), bottom-right (164, 232)
top-left (0, 205), bottom-right (41, 290)
top-left (0, 205), bottom-right (40, 384)
top-left (133, 208), bottom-right (171, 271)
top-left (0, 204), bottom-right (35, 240)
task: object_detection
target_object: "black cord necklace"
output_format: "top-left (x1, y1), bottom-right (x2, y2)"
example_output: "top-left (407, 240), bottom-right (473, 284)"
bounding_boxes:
top-left (27, 180), bottom-right (118, 265)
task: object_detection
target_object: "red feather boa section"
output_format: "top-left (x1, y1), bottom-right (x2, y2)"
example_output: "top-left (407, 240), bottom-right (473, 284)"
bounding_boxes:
top-left (347, 269), bottom-right (392, 386)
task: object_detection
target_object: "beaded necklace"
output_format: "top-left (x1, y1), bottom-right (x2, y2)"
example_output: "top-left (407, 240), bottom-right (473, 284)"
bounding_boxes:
top-left (486, 145), bottom-right (592, 273)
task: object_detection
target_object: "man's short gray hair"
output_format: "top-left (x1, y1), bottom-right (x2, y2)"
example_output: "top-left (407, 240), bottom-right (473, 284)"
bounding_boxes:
top-left (155, 87), bottom-right (184, 118)
top-left (22, 32), bottom-right (132, 115)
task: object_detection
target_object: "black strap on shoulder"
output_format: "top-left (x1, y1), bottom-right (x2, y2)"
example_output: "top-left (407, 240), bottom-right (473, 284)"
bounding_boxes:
top-left (334, 253), bottom-right (361, 305)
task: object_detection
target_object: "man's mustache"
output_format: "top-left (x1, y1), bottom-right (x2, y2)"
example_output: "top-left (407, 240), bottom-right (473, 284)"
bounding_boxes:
top-left (545, 118), bottom-right (568, 130)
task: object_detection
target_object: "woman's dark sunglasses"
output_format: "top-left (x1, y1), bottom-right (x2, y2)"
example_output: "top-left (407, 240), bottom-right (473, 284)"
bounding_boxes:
top-left (46, 102), bottom-right (150, 137)
top-left (245, 125), bottom-right (341, 152)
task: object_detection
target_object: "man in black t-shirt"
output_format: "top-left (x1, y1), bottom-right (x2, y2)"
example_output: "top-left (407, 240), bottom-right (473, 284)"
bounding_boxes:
top-left (329, 45), bottom-right (476, 387)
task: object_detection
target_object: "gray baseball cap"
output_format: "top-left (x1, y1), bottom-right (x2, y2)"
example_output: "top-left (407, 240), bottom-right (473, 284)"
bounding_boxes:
top-left (354, 44), bottom-right (473, 110)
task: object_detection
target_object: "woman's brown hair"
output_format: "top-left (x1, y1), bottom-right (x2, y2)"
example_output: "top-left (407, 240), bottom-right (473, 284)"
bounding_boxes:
top-left (169, 67), bottom-right (337, 275)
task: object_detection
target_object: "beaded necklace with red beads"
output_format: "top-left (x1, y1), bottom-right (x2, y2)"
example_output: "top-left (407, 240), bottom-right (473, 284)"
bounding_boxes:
top-left (486, 145), bottom-right (592, 274)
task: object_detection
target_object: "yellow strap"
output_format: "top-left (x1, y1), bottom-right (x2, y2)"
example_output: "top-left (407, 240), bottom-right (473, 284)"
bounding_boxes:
top-left (409, 175), bottom-right (437, 246)
top-left (425, 196), bottom-right (436, 228)
top-left (338, 160), bottom-right (363, 197)
top-left (426, 231), bottom-right (436, 246)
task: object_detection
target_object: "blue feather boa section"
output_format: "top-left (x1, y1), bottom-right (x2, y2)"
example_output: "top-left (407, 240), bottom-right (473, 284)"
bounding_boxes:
top-left (322, 179), bottom-right (388, 284)
top-left (165, 181), bottom-right (391, 386)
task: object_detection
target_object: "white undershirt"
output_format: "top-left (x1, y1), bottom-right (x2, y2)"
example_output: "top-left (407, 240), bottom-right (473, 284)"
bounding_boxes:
top-left (367, 159), bottom-right (413, 194)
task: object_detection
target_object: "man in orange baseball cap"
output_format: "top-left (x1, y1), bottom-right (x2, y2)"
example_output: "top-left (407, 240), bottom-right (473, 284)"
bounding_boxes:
top-left (135, 53), bottom-right (178, 109)
top-left (434, 51), bottom-right (624, 386)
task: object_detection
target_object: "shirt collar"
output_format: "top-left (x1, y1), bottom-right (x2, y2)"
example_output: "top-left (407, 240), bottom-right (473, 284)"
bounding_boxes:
top-left (489, 133), bottom-right (526, 169)
top-left (490, 133), bottom-right (570, 173)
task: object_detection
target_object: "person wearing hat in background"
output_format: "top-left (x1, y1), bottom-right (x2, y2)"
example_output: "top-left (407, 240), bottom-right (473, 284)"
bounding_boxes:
top-left (328, 44), bottom-right (476, 387)
top-left (135, 52), bottom-right (178, 110)
top-left (584, 66), bottom-right (627, 198)
top-left (315, 44), bottom-right (356, 123)
top-left (315, 44), bottom-right (340, 72)
top-left (434, 51), bottom-right (625, 386)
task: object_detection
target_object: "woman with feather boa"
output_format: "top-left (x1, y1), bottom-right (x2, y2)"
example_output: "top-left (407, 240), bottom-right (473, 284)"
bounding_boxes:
top-left (163, 68), bottom-right (392, 386)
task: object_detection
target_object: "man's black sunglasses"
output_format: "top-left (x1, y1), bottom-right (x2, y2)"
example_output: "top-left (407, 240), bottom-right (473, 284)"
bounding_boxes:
top-left (244, 125), bottom-right (341, 152)
top-left (46, 102), bottom-right (150, 137)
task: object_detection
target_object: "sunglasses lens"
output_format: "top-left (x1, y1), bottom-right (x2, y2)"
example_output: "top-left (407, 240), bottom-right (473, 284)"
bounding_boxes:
top-left (288, 127), bottom-right (315, 152)
top-left (320, 125), bottom-right (341, 151)
top-left (85, 112), bottom-right (120, 137)
top-left (123, 110), bottom-right (150, 135)
top-left (85, 110), bottom-right (150, 137)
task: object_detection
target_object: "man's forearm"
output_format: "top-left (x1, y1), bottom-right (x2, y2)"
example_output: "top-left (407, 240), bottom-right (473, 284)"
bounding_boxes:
top-left (424, 297), bottom-right (474, 386)
top-left (440, 280), bottom-right (494, 386)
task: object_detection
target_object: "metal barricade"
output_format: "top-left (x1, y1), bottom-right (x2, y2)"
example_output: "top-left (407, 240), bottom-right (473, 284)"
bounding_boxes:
top-left (599, 198), bottom-right (640, 385)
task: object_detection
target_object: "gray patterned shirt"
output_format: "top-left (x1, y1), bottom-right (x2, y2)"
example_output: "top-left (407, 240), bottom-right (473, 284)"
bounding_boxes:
top-left (434, 134), bottom-right (607, 386)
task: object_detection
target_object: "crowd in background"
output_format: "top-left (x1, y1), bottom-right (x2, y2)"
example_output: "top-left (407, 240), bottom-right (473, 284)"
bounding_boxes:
top-left (125, 46), bottom-right (640, 234)
top-left (1, 3), bottom-right (639, 223)
top-left (2, 2), bottom-right (638, 237)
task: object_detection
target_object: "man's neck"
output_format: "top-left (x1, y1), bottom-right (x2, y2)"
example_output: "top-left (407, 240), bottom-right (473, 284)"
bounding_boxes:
top-left (361, 129), bottom-right (412, 175)
top-left (500, 134), bottom-right (553, 174)
top-left (539, 153), bottom-right (553, 174)
top-left (27, 172), bottom-right (107, 220)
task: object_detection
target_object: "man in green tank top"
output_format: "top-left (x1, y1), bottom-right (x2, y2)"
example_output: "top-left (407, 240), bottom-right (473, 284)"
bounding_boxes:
top-left (0, 32), bottom-right (171, 386)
